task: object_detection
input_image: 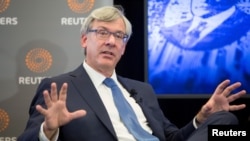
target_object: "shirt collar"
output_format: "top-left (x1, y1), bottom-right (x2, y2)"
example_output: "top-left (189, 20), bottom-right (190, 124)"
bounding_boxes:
top-left (83, 60), bottom-right (118, 87)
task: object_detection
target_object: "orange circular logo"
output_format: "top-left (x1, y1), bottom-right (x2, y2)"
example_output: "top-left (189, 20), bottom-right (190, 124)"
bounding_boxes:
top-left (25, 48), bottom-right (53, 73)
top-left (0, 109), bottom-right (10, 132)
top-left (67, 0), bottom-right (95, 13)
top-left (0, 0), bottom-right (10, 13)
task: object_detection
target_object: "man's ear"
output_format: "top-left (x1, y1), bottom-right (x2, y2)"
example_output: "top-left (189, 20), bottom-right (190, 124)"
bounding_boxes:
top-left (81, 35), bottom-right (87, 48)
top-left (121, 43), bottom-right (127, 55)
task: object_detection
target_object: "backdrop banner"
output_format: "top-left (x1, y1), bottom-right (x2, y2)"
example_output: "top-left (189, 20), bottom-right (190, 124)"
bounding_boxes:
top-left (0, 0), bottom-right (113, 139)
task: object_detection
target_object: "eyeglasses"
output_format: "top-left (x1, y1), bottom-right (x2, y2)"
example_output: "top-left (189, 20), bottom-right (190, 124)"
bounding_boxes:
top-left (88, 29), bottom-right (129, 43)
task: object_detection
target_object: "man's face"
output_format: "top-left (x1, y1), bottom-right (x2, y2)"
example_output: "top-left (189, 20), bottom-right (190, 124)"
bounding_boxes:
top-left (191, 0), bottom-right (235, 17)
top-left (81, 18), bottom-right (127, 74)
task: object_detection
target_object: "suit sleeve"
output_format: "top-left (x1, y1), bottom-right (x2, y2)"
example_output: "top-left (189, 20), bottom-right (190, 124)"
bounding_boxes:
top-left (17, 78), bottom-right (55, 141)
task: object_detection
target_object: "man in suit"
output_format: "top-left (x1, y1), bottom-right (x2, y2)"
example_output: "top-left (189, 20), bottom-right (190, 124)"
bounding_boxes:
top-left (17, 5), bottom-right (246, 141)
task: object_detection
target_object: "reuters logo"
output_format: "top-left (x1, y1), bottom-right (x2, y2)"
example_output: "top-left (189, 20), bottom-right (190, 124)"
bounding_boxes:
top-left (67, 0), bottom-right (95, 13)
top-left (25, 48), bottom-right (53, 73)
top-left (0, 0), bottom-right (10, 13)
top-left (0, 109), bottom-right (9, 132)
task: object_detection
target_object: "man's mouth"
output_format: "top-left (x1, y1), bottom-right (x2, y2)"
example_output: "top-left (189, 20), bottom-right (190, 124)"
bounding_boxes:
top-left (102, 51), bottom-right (115, 56)
top-left (102, 51), bottom-right (114, 56)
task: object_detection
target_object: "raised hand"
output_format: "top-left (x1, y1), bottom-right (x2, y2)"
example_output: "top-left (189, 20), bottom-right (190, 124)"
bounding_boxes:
top-left (196, 79), bottom-right (246, 123)
top-left (36, 82), bottom-right (87, 139)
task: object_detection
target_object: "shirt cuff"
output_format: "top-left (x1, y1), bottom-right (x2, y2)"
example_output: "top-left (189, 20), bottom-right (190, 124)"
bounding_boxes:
top-left (39, 122), bottom-right (59, 141)
top-left (193, 117), bottom-right (199, 129)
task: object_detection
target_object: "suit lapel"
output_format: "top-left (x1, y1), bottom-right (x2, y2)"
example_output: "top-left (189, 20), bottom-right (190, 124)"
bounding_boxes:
top-left (117, 77), bottom-right (165, 139)
top-left (117, 77), bottom-right (143, 105)
top-left (69, 65), bottom-right (117, 138)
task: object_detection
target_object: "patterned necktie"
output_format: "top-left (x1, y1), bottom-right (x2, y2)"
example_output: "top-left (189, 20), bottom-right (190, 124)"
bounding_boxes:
top-left (103, 78), bottom-right (159, 141)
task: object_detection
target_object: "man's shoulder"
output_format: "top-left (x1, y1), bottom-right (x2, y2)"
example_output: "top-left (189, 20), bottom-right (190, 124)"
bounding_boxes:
top-left (118, 76), bottom-right (152, 87)
top-left (41, 65), bottom-right (84, 83)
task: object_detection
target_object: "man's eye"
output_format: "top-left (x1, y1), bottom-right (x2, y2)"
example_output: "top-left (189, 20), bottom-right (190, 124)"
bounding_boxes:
top-left (98, 30), bottom-right (109, 35)
top-left (115, 33), bottom-right (123, 39)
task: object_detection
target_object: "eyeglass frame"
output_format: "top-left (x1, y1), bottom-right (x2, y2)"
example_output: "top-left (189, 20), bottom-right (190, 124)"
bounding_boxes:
top-left (87, 29), bottom-right (129, 43)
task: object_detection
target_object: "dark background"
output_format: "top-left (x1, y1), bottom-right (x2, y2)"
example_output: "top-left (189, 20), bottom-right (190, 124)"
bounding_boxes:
top-left (114, 0), bottom-right (250, 128)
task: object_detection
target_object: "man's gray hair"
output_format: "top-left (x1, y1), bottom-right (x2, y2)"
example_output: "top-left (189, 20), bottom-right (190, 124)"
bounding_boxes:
top-left (80, 5), bottom-right (132, 42)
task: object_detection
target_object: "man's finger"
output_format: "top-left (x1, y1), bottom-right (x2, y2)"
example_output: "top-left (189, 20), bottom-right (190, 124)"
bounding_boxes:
top-left (227, 90), bottom-right (246, 102)
top-left (59, 83), bottom-right (68, 101)
top-left (229, 104), bottom-right (246, 111)
top-left (43, 90), bottom-right (52, 107)
top-left (50, 82), bottom-right (58, 102)
top-left (213, 79), bottom-right (230, 95)
top-left (36, 105), bottom-right (47, 116)
top-left (70, 110), bottom-right (87, 120)
top-left (222, 82), bottom-right (242, 97)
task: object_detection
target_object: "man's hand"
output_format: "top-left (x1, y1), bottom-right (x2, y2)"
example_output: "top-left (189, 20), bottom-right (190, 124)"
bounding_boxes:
top-left (196, 79), bottom-right (246, 123)
top-left (36, 82), bottom-right (87, 139)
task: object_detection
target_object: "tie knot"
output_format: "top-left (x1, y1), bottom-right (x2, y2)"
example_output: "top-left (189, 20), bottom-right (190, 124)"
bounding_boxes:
top-left (103, 78), bottom-right (117, 88)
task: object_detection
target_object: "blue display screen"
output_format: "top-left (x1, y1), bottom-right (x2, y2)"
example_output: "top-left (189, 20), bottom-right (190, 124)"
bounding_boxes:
top-left (147, 0), bottom-right (250, 95)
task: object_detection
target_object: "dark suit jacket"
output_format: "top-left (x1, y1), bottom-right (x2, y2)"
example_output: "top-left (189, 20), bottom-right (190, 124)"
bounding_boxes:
top-left (17, 65), bottom-right (195, 141)
top-left (161, 7), bottom-right (250, 50)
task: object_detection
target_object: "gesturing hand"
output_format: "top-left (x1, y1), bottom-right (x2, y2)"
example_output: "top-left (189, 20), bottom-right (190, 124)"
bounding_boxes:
top-left (196, 79), bottom-right (246, 123)
top-left (36, 82), bottom-right (87, 139)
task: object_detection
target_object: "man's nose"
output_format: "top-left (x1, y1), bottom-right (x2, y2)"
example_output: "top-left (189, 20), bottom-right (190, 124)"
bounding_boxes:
top-left (105, 34), bottom-right (116, 45)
